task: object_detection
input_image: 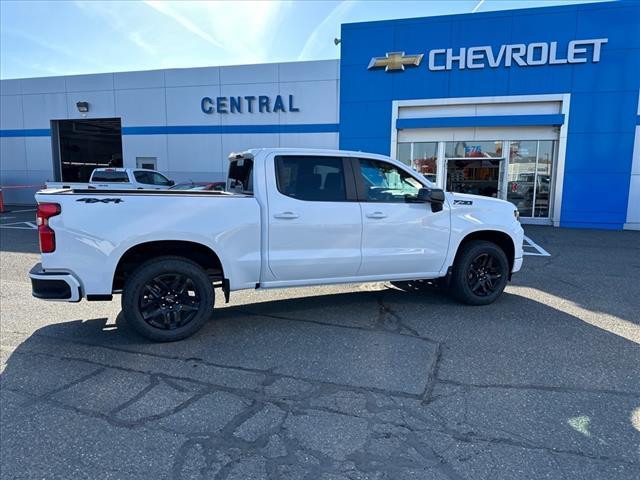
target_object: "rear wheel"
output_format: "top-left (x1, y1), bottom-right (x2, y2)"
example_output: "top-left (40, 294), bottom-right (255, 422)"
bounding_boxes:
top-left (122, 256), bottom-right (214, 341)
top-left (450, 240), bottom-right (509, 305)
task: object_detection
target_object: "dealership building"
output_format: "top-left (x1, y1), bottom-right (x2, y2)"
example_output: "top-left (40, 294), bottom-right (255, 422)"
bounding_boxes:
top-left (1, 1), bottom-right (638, 230)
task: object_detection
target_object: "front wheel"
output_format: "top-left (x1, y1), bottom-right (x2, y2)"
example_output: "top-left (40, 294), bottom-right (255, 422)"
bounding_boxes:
top-left (450, 240), bottom-right (509, 305)
top-left (122, 256), bottom-right (214, 341)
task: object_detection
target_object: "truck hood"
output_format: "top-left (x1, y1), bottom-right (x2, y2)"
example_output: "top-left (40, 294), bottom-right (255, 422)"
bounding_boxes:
top-left (446, 192), bottom-right (517, 214)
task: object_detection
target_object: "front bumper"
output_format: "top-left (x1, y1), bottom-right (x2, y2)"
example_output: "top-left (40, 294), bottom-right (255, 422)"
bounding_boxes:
top-left (29, 263), bottom-right (82, 302)
top-left (512, 256), bottom-right (523, 273)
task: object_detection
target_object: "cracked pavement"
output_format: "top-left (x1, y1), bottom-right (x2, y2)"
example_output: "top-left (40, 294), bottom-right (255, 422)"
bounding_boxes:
top-left (1, 215), bottom-right (639, 479)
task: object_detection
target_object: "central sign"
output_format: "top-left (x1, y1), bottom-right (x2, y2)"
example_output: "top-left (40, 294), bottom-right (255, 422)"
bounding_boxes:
top-left (201, 95), bottom-right (299, 114)
top-left (368, 38), bottom-right (608, 72)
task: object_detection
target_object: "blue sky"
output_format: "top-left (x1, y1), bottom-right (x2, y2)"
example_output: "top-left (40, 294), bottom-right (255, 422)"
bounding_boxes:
top-left (0, 0), bottom-right (608, 79)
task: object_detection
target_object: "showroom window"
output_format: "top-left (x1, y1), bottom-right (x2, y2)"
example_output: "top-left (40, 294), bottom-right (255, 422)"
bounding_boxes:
top-left (445, 141), bottom-right (505, 198)
top-left (396, 142), bottom-right (437, 182)
top-left (507, 140), bottom-right (555, 218)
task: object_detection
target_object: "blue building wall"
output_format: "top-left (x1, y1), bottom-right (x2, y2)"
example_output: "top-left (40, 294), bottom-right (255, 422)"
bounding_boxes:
top-left (339, 1), bottom-right (640, 229)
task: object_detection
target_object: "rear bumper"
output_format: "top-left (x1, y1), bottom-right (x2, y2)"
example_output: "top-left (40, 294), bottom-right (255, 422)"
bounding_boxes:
top-left (29, 263), bottom-right (82, 302)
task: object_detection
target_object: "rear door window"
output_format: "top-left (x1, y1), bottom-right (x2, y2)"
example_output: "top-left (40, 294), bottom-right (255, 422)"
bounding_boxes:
top-left (275, 156), bottom-right (347, 202)
top-left (134, 171), bottom-right (172, 186)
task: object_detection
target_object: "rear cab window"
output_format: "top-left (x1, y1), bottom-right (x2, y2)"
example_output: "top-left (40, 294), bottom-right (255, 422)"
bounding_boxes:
top-left (228, 157), bottom-right (254, 194)
top-left (275, 155), bottom-right (348, 202)
top-left (91, 170), bottom-right (129, 183)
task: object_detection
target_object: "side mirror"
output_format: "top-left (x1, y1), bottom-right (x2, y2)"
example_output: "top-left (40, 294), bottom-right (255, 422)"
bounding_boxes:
top-left (417, 188), bottom-right (445, 212)
top-left (168, 180), bottom-right (175, 186)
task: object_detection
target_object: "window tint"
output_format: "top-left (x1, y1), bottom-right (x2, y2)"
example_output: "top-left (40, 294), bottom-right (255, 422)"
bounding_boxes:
top-left (358, 158), bottom-right (422, 203)
top-left (134, 171), bottom-right (171, 186)
top-left (276, 156), bottom-right (346, 201)
top-left (91, 170), bottom-right (129, 182)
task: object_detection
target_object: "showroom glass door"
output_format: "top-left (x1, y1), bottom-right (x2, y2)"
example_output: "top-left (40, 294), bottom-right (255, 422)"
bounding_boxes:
top-left (506, 140), bottom-right (556, 218)
top-left (444, 141), bottom-right (505, 198)
top-left (396, 141), bottom-right (438, 183)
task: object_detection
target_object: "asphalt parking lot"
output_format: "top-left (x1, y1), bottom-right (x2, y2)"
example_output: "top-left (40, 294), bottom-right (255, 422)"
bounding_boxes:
top-left (1, 208), bottom-right (639, 480)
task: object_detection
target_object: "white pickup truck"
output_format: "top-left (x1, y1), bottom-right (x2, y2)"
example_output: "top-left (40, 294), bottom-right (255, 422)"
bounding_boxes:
top-left (45, 168), bottom-right (174, 190)
top-left (30, 148), bottom-right (523, 341)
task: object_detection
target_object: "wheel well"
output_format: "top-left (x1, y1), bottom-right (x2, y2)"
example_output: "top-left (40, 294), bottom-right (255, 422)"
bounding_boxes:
top-left (112, 241), bottom-right (224, 291)
top-left (454, 230), bottom-right (515, 272)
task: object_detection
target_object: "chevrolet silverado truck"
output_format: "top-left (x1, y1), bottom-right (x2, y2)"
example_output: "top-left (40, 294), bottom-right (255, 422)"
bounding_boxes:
top-left (45, 167), bottom-right (174, 190)
top-left (30, 148), bottom-right (524, 341)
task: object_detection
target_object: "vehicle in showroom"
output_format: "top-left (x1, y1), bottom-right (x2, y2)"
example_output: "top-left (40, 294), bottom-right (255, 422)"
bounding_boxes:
top-left (30, 148), bottom-right (524, 341)
top-left (45, 168), bottom-right (174, 190)
top-left (169, 181), bottom-right (226, 191)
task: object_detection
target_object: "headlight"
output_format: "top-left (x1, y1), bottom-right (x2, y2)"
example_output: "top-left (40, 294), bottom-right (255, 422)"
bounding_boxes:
top-left (514, 209), bottom-right (520, 220)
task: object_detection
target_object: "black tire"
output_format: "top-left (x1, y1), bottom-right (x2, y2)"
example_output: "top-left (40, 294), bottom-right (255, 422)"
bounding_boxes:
top-left (450, 240), bottom-right (509, 305)
top-left (121, 256), bottom-right (214, 342)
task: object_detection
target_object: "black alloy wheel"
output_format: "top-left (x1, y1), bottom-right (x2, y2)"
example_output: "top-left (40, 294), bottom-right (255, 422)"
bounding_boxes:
top-left (139, 273), bottom-right (201, 330)
top-left (450, 240), bottom-right (509, 305)
top-left (122, 256), bottom-right (215, 342)
top-left (466, 252), bottom-right (503, 297)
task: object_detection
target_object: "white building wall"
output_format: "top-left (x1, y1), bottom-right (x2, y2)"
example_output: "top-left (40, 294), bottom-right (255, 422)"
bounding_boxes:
top-left (0, 59), bottom-right (339, 204)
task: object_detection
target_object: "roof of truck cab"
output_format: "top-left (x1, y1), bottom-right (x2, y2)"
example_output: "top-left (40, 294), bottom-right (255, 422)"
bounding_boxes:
top-left (236, 148), bottom-right (393, 161)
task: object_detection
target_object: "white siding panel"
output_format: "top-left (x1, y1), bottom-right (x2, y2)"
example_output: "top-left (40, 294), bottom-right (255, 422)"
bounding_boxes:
top-left (165, 67), bottom-right (220, 87)
top-left (114, 70), bottom-right (165, 90)
top-left (220, 63), bottom-right (278, 85)
top-left (279, 60), bottom-right (339, 83)
top-left (0, 138), bottom-right (27, 171)
top-left (24, 136), bottom-right (53, 172)
top-left (21, 76), bottom-right (66, 95)
top-left (22, 93), bottom-right (67, 128)
top-left (121, 135), bottom-right (169, 172)
top-left (279, 132), bottom-right (339, 149)
top-left (116, 88), bottom-right (166, 126)
top-left (0, 95), bottom-right (23, 129)
top-left (66, 90), bottom-right (116, 119)
top-left (279, 80), bottom-right (338, 125)
top-left (0, 79), bottom-right (22, 96)
top-left (166, 86), bottom-right (221, 126)
top-left (167, 134), bottom-right (224, 174)
top-left (65, 73), bottom-right (114, 92)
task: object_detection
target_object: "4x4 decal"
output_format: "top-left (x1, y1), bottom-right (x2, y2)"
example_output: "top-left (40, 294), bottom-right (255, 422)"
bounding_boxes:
top-left (453, 200), bottom-right (473, 205)
top-left (76, 198), bottom-right (123, 204)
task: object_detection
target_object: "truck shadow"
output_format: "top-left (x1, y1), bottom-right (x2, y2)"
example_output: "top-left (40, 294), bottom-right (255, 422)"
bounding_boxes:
top-left (2, 287), bottom-right (639, 478)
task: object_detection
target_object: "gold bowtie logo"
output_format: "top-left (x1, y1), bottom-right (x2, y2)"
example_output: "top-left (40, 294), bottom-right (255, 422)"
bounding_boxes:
top-left (367, 52), bottom-right (424, 71)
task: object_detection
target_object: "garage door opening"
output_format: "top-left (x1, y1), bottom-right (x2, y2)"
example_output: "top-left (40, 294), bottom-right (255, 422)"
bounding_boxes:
top-left (52, 118), bottom-right (123, 182)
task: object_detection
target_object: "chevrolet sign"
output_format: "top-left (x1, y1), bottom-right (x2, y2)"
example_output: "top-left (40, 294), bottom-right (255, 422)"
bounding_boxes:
top-left (368, 38), bottom-right (608, 72)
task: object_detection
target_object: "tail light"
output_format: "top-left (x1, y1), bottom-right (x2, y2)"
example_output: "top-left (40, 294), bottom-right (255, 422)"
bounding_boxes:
top-left (36, 203), bottom-right (61, 253)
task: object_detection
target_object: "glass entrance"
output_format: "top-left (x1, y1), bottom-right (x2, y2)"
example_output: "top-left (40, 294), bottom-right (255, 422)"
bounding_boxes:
top-left (396, 138), bottom-right (556, 219)
top-left (445, 141), bottom-right (504, 198)
top-left (506, 140), bottom-right (555, 218)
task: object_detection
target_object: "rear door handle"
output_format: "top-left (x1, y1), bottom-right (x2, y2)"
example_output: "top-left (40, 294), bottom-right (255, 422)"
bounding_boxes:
top-left (366, 211), bottom-right (387, 219)
top-left (273, 211), bottom-right (299, 219)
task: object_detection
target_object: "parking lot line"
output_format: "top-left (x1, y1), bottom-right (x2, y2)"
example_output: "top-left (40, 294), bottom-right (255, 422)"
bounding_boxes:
top-left (523, 235), bottom-right (551, 257)
top-left (0, 221), bottom-right (37, 230)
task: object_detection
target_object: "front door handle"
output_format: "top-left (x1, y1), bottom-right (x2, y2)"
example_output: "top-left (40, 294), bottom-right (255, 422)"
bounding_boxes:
top-left (274, 211), bottom-right (299, 219)
top-left (366, 211), bottom-right (387, 219)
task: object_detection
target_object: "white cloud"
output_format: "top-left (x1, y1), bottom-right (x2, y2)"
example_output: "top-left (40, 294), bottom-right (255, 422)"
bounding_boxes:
top-left (142, 1), bottom-right (286, 62)
top-left (298, 1), bottom-right (357, 61)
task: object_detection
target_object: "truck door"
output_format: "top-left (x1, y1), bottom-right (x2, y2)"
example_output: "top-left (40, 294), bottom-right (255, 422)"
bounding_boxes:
top-left (354, 157), bottom-right (450, 277)
top-left (266, 155), bottom-right (362, 282)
